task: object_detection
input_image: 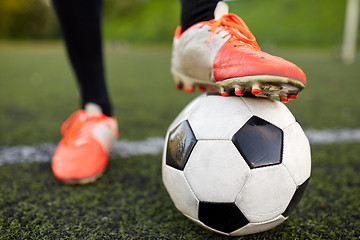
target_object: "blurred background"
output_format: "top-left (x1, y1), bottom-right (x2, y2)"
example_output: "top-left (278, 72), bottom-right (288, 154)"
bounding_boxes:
top-left (0, 0), bottom-right (359, 145)
top-left (0, 0), bottom-right (357, 48)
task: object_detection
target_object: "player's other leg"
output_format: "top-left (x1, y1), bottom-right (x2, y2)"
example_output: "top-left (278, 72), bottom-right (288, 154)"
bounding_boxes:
top-left (51, 0), bottom-right (118, 184)
top-left (173, 1), bottom-right (306, 102)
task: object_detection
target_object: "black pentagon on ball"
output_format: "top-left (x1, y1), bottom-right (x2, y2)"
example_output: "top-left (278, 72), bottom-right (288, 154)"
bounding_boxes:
top-left (199, 202), bottom-right (249, 233)
top-left (232, 116), bottom-right (283, 169)
top-left (166, 120), bottom-right (197, 170)
top-left (282, 178), bottom-right (310, 217)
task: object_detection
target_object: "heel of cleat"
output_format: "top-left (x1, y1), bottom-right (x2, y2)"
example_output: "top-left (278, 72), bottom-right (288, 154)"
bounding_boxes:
top-left (174, 75), bottom-right (184, 90)
top-left (173, 73), bottom-right (212, 94)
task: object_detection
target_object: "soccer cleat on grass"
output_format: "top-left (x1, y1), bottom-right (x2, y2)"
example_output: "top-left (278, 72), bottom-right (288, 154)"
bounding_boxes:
top-left (171, 1), bottom-right (306, 101)
top-left (51, 103), bottom-right (119, 184)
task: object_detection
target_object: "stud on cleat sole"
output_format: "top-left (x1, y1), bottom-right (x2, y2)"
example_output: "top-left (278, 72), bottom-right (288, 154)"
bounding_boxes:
top-left (288, 95), bottom-right (298, 100)
top-left (251, 83), bottom-right (262, 95)
top-left (219, 87), bottom-right (230, 96)
top-left (252, 89), bottom-right (262, 95)
top-left (176, 84), bottom-right (183, 90)
top-left (280, 97), bottom-right (289, 103)
top-left (234, 85), bottom-right (244, 96)
top-left (220, 92), bottom-right (230, 96)
top-left (174, 74), bottom-right (303, 101)
top-left (184, 87), bottom-right (195, 92)
top-left (235, 89), bottom-right (244, 96)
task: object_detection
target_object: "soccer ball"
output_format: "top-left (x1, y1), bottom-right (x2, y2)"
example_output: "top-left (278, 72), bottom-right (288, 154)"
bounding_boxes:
top-left (162, 93), bottom-right (311, 236)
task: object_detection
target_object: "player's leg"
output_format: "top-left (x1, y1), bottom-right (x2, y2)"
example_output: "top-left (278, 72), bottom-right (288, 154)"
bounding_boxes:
top-left (52, 0), bottom-right (112, 116)
top-left (51, 0), bottom-right (118, 184)
top-left (180, 0), bottom-right (220, 32)
top-left (173, 0), bottom-right (306, 102)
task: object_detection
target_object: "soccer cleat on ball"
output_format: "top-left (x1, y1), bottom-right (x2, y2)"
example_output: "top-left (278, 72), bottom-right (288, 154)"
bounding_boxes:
top-left (171, 1), bottom-right (306, 101)
top-left (51, 103), bottom-right (119, 184)
top-left (162, 93), bottom-right (311, 236)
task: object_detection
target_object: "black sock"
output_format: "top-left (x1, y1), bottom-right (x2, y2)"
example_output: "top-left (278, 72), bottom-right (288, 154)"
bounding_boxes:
top-left (52, 0), bottom-right (112, 116)
top-left (180, 0), bottom-right (220, 32)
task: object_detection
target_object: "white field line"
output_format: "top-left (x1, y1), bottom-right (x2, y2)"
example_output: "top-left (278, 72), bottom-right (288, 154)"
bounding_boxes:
top-left (1, 129), bottom-right (360, 166)
top-left (0, 137), bottom-right (165, 166)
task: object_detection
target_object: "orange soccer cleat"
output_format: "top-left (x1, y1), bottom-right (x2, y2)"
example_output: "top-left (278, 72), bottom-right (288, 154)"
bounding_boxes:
top-left (51, 103), bottom-right (118, 184)
top-left (171, 1), bottom-right (306, 102)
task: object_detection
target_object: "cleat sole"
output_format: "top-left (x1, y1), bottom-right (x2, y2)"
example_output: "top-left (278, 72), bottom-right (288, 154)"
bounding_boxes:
top-left (172, 70), bottom-right (304, 102)
top-left (215, 75), bottom-right (304, 101)
top-left (60, 169), bottom-right (105, 185)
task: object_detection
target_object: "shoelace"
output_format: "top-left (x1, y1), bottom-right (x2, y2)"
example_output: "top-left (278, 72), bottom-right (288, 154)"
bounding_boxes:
top-left (206, 13), bottom-right (260, 50)
top-left (60, 110), bottom-right (109, 145)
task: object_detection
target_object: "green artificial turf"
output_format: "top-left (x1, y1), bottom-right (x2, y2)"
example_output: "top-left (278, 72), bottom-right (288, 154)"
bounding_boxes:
top-left (0, 143), bottom-right (359, 239)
